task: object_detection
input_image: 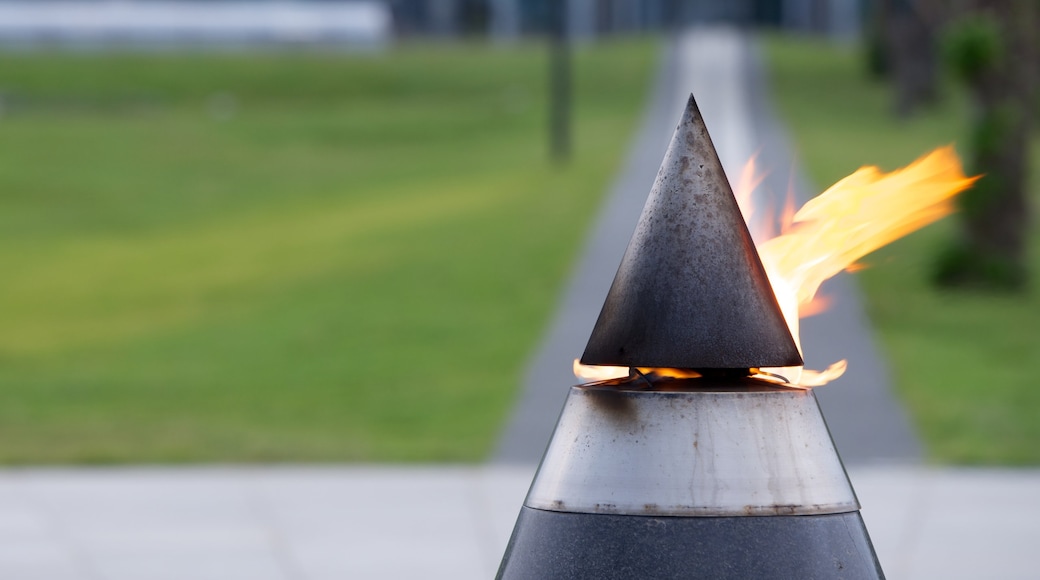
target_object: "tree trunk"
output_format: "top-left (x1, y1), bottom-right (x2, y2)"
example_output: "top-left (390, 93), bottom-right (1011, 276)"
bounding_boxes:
top-left (936, 0), bottom-right (1035, 288)
top-left (865, 0), bottom-right (891, 79)
top-left (886, 0), bottom-right (939, 118)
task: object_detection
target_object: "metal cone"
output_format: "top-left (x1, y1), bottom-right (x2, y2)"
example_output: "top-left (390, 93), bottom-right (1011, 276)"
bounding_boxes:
top-left (581, 94), bottom-right (803, 370)
top-left (496, 377), bottom-right (884, 580)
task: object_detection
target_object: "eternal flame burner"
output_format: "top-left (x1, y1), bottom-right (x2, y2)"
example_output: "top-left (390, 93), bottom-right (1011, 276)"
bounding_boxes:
top-left (496, 95), bottom-right (884, 580)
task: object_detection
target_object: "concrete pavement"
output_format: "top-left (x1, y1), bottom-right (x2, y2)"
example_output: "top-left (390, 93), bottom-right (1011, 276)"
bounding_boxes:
top-left (0, 465), bottom-right (1037, 579)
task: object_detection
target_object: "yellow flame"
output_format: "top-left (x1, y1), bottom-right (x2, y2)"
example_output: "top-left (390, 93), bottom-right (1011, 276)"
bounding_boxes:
top-left (572, 359), bottom-right (628, 382)
top-left (755, 145), bottom-right (977, 385)
top-left (570, 360), bottom-right (706, 383)
top-left (575, 145), bottom-right (977, 387)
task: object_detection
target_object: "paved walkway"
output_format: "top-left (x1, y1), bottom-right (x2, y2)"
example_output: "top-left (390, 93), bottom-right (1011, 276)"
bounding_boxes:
top-left (494, 28), bottom-right (921, 465)
top-left (0, 465), bottom-right (1037, 579)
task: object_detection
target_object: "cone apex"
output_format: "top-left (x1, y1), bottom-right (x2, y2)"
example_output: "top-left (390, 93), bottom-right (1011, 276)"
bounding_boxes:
top-left (580, 94), bottom-right (803, 370)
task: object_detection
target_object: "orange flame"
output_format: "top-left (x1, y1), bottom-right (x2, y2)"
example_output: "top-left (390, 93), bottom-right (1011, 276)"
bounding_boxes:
top-left (755, 146), bottom-right (977, 385)
top-left (572, 359), bottom-right (628, 382)
top-left (575, 145), bottom-right (977, 387)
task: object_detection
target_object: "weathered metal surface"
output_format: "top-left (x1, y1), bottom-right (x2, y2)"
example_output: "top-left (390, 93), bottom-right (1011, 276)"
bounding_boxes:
top-left (524, 380), bottom-right (859, 517)
top-left (497, 508), bottom-right (885, 580)
top-left (581, 94), bottom-right (802, 370)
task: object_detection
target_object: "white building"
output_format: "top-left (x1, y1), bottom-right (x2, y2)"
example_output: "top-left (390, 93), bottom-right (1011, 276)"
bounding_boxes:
top-left (0, 1), bottom-right (392, 49)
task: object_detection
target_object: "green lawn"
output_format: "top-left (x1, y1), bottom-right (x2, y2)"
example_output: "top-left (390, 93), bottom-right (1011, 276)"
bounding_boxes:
top-left (0, 40), bottom-right (657, 463)
top-left (765, 36), bottom-right (1040, 464)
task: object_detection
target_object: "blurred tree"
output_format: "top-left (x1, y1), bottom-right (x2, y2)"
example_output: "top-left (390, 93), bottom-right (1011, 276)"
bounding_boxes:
top-left (880, 0), bottom-right (943, 118)
top-left (459, 0), bottom-right (491, 35)
top-left (864, 0), bottom-right (892, 79)
top-left (548, 0), bottom-right (569, 163)
top-left (935, 0), bottom-right (1036, 289)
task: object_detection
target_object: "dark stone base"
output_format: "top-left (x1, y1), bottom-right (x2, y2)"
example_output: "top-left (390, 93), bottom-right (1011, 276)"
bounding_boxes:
top-left (496, 507), bottom-right (884, 579)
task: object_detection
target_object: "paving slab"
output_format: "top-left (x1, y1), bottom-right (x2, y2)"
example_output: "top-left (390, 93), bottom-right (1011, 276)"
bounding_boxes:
top-left (0, 466), bottom-right (1036, 579)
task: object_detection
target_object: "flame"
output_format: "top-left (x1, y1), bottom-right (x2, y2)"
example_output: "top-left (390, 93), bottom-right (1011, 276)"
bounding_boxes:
top-left (754, 145), bottom-right (977, 385)
top-left (571, 360), bottom-right (704, 383)
top-left (572, 359), bottom-right (628, 382)
top-left (575, 145), bottom-right (977, 387)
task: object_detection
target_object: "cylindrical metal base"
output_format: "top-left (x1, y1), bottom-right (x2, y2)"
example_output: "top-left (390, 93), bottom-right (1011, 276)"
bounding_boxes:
top-left (497, 506), bottom-right (884, 580)
top-left (498, 380), bottom-right (885, 578)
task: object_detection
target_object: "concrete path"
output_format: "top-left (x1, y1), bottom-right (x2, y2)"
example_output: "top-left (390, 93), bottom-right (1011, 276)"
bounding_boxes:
top-left (0, 465), bottom-right (1037, 580)
top-left (494, 28), bottom-right (921, 465)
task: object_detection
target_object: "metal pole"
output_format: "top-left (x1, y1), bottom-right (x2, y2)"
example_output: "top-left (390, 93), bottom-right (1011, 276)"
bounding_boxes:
top-left (549, 0), bottom-right (570, 163)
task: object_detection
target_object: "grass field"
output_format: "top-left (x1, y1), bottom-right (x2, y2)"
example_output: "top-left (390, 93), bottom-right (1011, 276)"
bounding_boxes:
top-left (0, 40), bottom-right (657, 463)
top-left (765, 36), bottom-right (1040, 464)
